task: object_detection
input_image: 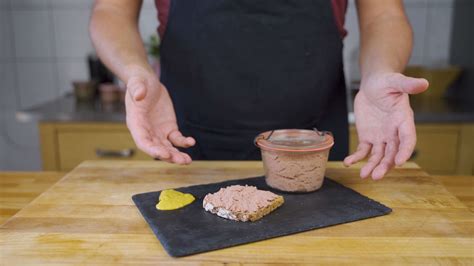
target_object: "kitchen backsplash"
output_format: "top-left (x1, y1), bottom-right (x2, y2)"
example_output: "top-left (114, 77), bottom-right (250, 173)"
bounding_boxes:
top-left (343, 0), bottom-right (454, 86)
top-left (0, 0), bottom-right (158, 170)
top-left (0, 0), bottom-right (455, 170)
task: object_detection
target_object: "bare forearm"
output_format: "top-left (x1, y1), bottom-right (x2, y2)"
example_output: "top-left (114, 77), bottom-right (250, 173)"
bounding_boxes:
top-left (357, 0), bottom-right (412, 79)
top-left (89, 0), bottom-right (153, 83)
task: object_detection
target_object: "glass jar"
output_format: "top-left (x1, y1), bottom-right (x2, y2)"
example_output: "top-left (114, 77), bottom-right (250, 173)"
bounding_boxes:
top-left (255, 129), bottom-right (334, 192)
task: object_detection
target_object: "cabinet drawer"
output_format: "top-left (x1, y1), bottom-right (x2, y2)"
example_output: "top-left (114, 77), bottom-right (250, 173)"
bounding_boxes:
top-left (349, 125), bottom-right (460, 174)
top-left (57, 131), bottom-right (149, 170)
top-left (414, 126), bottom-right (459, 174)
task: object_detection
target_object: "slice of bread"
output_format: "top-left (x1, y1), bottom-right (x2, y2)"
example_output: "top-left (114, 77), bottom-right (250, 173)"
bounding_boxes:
top-left (203, 185), bottom-right (284, 222)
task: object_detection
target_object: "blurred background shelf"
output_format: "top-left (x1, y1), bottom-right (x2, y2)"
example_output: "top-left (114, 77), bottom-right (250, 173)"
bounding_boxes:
top-left (22, 94), bottom-right (474, 175)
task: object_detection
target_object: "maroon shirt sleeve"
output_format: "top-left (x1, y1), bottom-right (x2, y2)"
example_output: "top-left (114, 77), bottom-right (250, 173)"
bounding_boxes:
top-left (332, 0), bottom-right (348, 37)
top-left (155, 0), bottom-right (170, 38)
top-left (155, 0), bottom-right (347, 39)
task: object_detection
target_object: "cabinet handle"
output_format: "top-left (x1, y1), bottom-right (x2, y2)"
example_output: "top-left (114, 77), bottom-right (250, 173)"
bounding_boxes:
top-left (410, 149), bottom-right (419, 160)
top-left (95, 148), bottom-right (134, 158)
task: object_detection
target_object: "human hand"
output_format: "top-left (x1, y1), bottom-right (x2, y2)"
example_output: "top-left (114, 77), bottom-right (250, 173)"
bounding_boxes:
top-left (344, 72), bottom-right (428, 179)
top-left (125, 66), bottom-right (195, 164)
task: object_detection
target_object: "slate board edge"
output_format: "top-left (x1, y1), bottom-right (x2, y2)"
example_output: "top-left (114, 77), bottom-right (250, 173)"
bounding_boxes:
top-left (180, 210), bottom-right (389, 257)
top-left (132, 176), bottom-right (392, 257)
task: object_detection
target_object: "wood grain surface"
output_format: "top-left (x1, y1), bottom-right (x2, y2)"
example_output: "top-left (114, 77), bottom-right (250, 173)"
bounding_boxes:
top-left (435, 175), bottom-right (474, 212)
top-left (0, 161), bottom-right (472, 265)
top-left (0, 172), bottom-right (64, 225)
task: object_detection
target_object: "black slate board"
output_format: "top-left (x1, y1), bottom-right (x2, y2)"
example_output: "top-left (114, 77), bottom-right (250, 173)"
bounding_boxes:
top-left (132, 176), bottom-right (391, 257)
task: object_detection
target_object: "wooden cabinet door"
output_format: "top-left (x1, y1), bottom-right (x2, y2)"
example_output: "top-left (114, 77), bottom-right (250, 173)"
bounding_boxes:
top-left (57, 131), bottom-right (150, 170)
top-left (350, 124), bottom-right (460, 174)
top-left (40, 123), bottom-right (151, 171)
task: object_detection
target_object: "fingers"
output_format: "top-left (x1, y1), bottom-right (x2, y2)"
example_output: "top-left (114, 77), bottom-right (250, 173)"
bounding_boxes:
top-left (128, 119), bottom-right (190, 165)
top-left (169, 147), bottom-right (192, 165)
top-left (129, 125), bottom-right (171, 160)
top-left (161, 139), bottom-right (192, 165)
top-left (343, 143), bottom-right (372, 166)
top-left (127, 77), bottom-right (147, 101)
top-left (161, 130), bottom-right (195, 164)
top-left (360, 143), bottom-right (385, 179)
top-left (390, 74), bottom-right (429, 95)
top-left (129, 121), bottom-right (194, 165)
top-left (346, 141), bottom-right (398, 180)
top-left (372, 141), bottom-right (398, 180)
top-left (395, 120), bottom-right (417, 166)
top-left (168, 130), bottom-right (196, 148)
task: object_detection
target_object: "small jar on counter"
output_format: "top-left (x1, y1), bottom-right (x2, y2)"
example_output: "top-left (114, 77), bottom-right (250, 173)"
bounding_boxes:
top-left (99, 83), bottom-right (120, 103)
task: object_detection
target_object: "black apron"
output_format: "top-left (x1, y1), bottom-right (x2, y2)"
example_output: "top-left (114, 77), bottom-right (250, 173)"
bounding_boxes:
top-left (160, 0), bottom-right (349, 160)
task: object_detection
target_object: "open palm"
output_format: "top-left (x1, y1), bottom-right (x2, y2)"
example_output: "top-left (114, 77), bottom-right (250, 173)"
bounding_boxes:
top-left (344, 72), bottom-right (428, 179)
top-left (125, 69), bottom-right (195, 164)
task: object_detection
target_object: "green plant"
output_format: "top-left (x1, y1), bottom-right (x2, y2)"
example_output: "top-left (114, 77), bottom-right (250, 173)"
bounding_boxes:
top-left (147, 34), bottom-right (160, 59)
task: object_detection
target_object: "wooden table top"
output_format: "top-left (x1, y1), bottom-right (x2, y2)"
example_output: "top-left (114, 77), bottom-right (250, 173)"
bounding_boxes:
top-left (434, 175), bottom-right (474, 212)
top-left (1, 161), bottom-right (473, 265)
top-left (0, 172), bottom-right (64, 225)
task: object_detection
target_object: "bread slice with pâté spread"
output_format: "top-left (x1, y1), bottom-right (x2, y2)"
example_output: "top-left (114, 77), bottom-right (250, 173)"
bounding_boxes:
top-left (203, 185), bottom-right (284, 222)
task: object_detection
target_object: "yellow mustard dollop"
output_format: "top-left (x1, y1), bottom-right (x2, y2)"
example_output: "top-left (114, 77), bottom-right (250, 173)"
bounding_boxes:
top-left (156, 189), bottom-right (195, 210)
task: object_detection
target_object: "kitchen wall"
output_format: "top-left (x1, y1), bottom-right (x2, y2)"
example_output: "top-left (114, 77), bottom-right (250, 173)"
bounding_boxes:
top-left (0, 0), bottom-right (158, 170)
top-left (0, 0), bottom-right (455, 170)
top-left (343, 0), bottom-right (455, 86)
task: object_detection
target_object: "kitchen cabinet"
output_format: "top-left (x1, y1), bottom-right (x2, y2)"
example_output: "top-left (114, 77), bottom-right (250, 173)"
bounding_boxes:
top-left (40, 122), bottom-right (473, 174)
top-left (39, 122), bottom-right (149, 171)
top-left (350, 124), bottom-right (474, 175)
